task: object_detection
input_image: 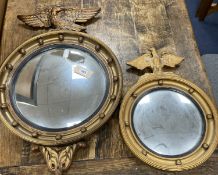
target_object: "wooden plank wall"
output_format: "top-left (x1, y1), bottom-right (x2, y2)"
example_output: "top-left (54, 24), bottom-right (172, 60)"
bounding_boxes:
top-left (0, 0), bottom-right (217, 174)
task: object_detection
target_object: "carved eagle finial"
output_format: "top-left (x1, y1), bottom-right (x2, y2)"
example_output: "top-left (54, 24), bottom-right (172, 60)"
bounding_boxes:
top-left (17, 6), bottom-right (101, 31)
top-left (127, 48), bottom-right (184, 73)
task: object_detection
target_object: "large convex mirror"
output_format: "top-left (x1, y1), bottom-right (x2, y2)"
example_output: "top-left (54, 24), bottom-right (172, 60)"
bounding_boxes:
top-left (11, 46), bottom-right (108, 130)
top-left (0, 11), bottom-right (123, 175)
top-left (132, 89), bottom-right (205, 157)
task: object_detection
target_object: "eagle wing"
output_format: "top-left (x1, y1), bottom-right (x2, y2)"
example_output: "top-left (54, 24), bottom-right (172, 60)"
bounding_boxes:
top-left (17, 11), bottom-right (51, 28)
top-left (161, 53), bottom-right (184, 68)
top-left (127, 53), bottom-right (153, 70)
top-left (64, 7), bottom-right (101, 23)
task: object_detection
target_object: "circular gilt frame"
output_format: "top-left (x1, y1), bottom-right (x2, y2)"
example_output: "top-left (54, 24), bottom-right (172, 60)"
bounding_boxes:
top-left (119, 72), bottom-right (218, 171)
top-left (0, 30), bottom-right (122, 146)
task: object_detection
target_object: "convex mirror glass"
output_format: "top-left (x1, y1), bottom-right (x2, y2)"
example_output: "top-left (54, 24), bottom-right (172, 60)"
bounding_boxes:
top-left (132, 88), bottom-right (205, 157)
top-left (11, 46), bottom-right (108, 130)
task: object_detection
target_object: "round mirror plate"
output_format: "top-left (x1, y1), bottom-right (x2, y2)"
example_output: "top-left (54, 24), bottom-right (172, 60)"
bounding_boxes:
top-left (132, 88), bottom-right (204, 157)
top-left (0, 31), bottom-right (122, 145)
top-left (12, 46), bottom-right (108, 130)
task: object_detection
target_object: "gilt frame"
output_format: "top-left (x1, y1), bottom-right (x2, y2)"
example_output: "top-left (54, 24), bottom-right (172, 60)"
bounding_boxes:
top-left (0, 30), bottom-right (123, 146)
top-left (119, 72), bottom-right (218, 171)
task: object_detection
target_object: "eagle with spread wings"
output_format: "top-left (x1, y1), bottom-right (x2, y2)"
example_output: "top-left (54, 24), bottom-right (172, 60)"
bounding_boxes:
top-left (17, 6), bottom-right (101, 31)
top-left (127, 48), bottom-right (184, 73)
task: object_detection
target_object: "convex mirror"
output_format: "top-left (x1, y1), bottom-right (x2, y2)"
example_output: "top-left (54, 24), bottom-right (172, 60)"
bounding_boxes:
top-left (0, 31), bottom-right (122, 174)
top-left (119, 48), bottom-right (218, 171)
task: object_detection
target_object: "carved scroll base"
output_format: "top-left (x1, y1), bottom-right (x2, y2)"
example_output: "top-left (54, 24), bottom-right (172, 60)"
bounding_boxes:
top-left (40, 142), bottom-right (86, 175)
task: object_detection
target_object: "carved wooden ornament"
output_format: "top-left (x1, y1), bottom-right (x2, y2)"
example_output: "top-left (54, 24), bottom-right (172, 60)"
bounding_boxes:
top-left (17, 6), bottom-right (101, 31)
top-left (41, 142), bottom-right (86, 175)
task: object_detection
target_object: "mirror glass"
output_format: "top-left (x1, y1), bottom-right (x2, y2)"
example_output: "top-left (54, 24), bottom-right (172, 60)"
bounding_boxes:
top-left (10, 45), bottom-right (108, 130)
top-left (132, 88), bottom-right (205, 157)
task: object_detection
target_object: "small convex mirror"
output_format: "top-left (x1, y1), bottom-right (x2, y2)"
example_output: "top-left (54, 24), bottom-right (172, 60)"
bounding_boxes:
top-left (119, 48), bottom-right (218, 171)
top-left (0, 31), bottom-right (122, 174)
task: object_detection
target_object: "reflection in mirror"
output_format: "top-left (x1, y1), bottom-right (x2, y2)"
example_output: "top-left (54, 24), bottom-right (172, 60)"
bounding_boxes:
top-left (132, 89), bottom-right (205, 157)
top-left (11, 46), bottom-right (108, 130)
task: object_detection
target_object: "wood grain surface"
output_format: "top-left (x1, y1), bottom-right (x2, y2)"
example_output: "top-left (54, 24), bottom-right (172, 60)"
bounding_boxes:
top-left (0, 0), bottom-right (217, 174)
top-left (0, 0), bottom-right (7, 43)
